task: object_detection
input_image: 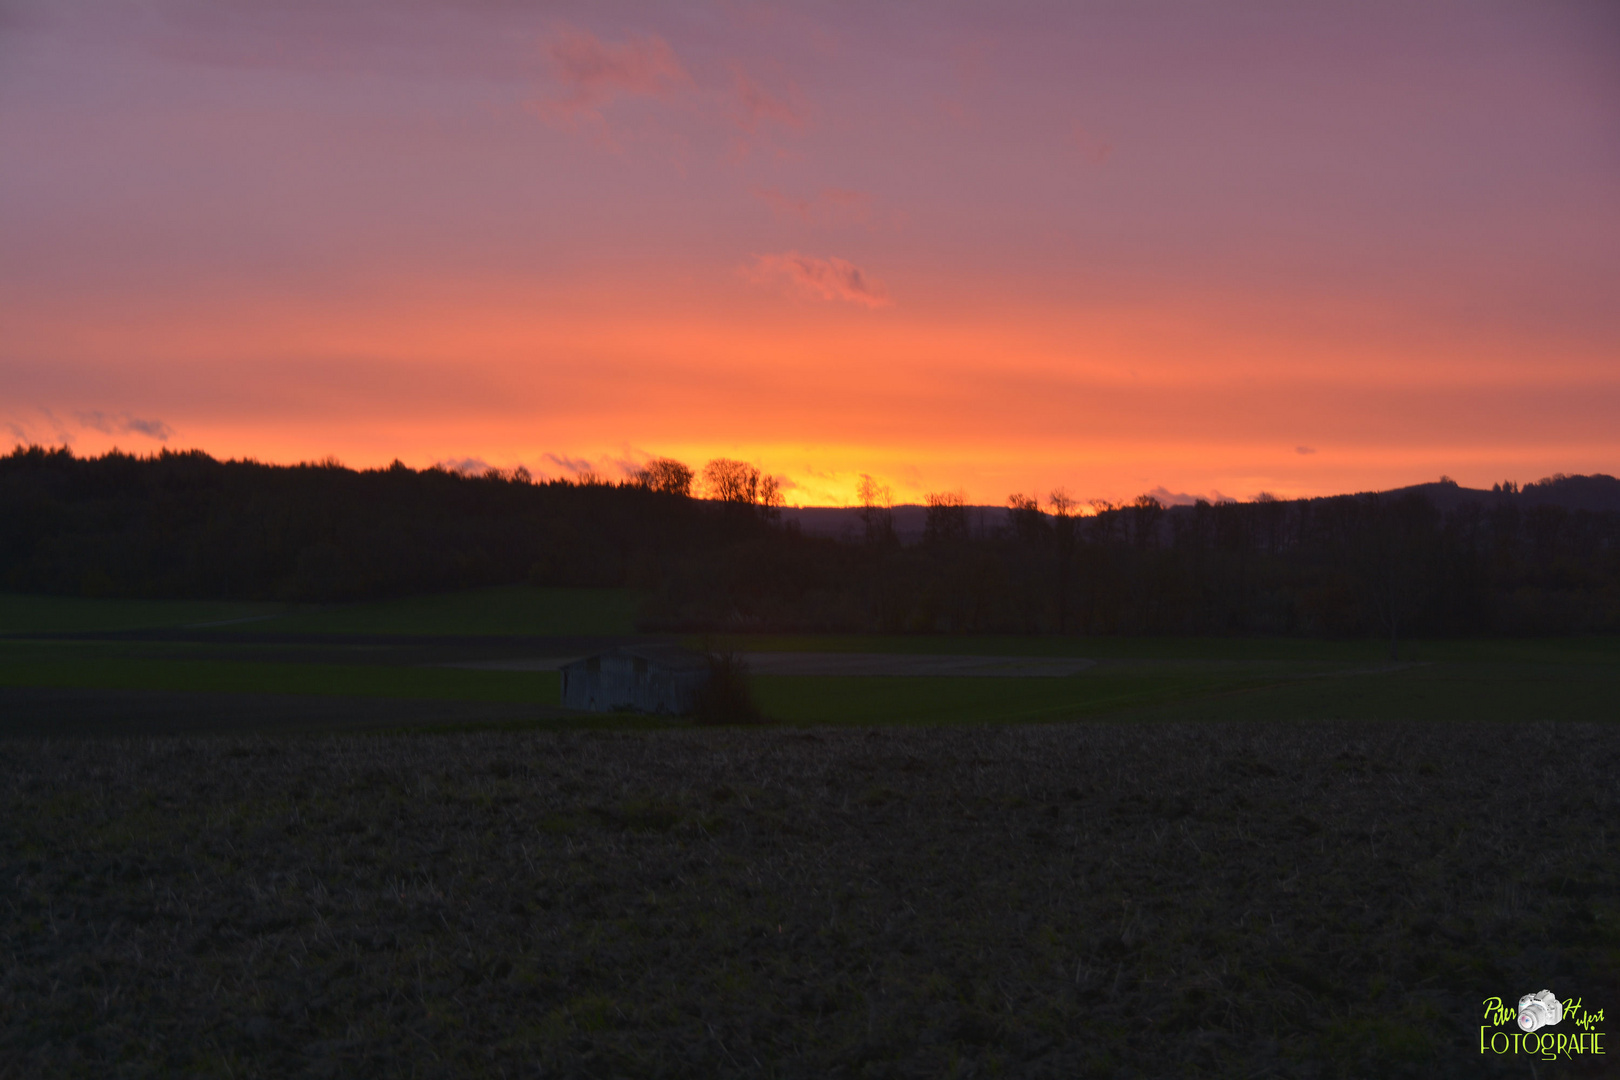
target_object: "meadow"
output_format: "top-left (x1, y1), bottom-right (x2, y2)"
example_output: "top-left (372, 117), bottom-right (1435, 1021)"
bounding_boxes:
top-left (2, 587), bottom-right (1616, 1078)
top-left (4, 585), bottom-right (1617, 732)
top-left (0, 586), bottom-right (638, 638)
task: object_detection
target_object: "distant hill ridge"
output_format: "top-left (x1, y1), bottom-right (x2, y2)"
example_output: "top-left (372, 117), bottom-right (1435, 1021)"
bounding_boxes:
top-left (1377, 474), bottom-right (1620, 514)
top-left (781, 474), bottom-right (1620, 541)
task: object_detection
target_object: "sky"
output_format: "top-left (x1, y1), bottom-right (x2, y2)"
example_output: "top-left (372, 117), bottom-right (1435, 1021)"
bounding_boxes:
top-left (2, 0), bottom-right (1617, 507)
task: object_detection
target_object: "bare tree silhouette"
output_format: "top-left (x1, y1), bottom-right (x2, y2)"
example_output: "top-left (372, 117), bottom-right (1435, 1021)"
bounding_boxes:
top-left (1007, 493), bottom-right (1045, 544)
top-left (924, 490), bottom-right (969, 545)
top-left (634, 457), bottom-right (694, 497)
top-left (858, 474), bottom-right (896, 545)
top-left (1049, 489), bottom-right (1079, 632)
top-left (702, 458), bottom-right (759, 504)
top-left (1130, 494), bottom-right (1164, 548)
top-left (702, 458), bottom-right (783, 519)
top-left (758, 474), bottom-right (785, 521)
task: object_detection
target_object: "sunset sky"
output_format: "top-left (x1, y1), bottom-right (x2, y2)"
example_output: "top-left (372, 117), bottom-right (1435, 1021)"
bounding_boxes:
top-left (3, 1), bottom-right (1617, 507)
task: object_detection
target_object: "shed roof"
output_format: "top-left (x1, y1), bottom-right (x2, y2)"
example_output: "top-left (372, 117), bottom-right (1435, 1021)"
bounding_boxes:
top-left (565, 644), bottom-right (710, 671)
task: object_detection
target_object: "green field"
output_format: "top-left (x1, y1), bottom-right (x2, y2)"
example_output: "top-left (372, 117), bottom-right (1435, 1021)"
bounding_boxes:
top-left (0, 642), bottom-right (559, 703)
top-left (750, 656), bottom-right (1618, 726)
top-left (217, 585), bottom-right (640, 637)
top-left (731, 630), bottom-right (1620, 665)
top-left (0, 585), bottom-right (639, 637)
top-left (0, 593), bottom-right (289, 633)
top-left (750, 664), bottom-right (1328, 726)
top-left (2, 590), bottom-right (1617, 731)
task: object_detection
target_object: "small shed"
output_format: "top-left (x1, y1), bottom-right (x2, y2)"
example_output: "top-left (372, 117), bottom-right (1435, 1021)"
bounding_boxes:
top-left (560, 645), bottom-right (711, 714)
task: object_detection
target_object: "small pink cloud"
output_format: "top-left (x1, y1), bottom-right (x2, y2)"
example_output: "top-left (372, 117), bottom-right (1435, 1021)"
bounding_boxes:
top-left (753, 186), bottom-right (873, 226)
top-left (1144, 485), bottom-right (1234, 506)
top-left (749, 251), bottom-right (893, 308)
top-left (730, 63), bottom-right (806, 134)
top-left (1069, 123), bottom-right (1113, 164)
top-left (532, 27), bottom-right (690, 128)
top-left (77, 410), bottom-right (173, 441)
top-left (437, 456), bottom-right (494, 477)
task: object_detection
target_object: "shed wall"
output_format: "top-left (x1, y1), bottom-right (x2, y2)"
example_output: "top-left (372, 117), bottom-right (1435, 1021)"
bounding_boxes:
top-left (561, 655), bottom-right (707, 714)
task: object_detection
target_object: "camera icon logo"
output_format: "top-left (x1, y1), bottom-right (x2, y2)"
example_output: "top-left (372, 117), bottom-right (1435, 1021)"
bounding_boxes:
top-left (1517, 990), bottom-right (1563, 1033)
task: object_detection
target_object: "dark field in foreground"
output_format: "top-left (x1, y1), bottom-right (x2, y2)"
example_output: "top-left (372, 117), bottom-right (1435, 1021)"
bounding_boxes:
top-left (4, 723), bottom-right (1615, 1079)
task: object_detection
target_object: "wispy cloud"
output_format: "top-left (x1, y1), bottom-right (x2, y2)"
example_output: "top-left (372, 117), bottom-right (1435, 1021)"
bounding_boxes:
top-left (1295, 446), bottom-right (1317, 455)
top-left (729, 63), bottom-right (806, 134)
top-left (531, 27), bottom-right (690, 129)
top-left (528, 32), bottom-right (809, 160)
top-left (607, 453), bottom-right (649, 477)
top-left (533, 451), bottom-right (656, 483)
top-left (753, 186), bottom-right (873, 227)
top-left (436, 456), bottom-right (493, 476)
top-left (77, 411), bottom-right (172, 441)
top-left (1144, 485), bottom-right (1233, 506)
top-left (749, 251), bottom-right (893, 308)
top-left (544, 451), bottom-right (599, 475)
top-left (3, 408), bottom-right (75, 447)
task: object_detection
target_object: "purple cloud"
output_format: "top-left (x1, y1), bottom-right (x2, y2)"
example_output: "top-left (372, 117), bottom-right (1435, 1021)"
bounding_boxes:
top-left (531, 27), bottom-right (690, 128)
top-left (749, 251), bottom-right (892, 308)
top-left (77, 411), bottom-right (172, 441)
top-left (729, 63), bottom-right (806, 134)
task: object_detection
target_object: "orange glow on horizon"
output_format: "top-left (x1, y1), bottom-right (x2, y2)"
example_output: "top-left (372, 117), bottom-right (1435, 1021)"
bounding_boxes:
top-left (2, 3), bottom-right (1615, 507)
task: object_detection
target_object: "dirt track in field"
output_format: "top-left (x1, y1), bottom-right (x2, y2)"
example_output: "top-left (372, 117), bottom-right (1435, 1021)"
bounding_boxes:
top-left (439, 652), bottom-right (1098, 676)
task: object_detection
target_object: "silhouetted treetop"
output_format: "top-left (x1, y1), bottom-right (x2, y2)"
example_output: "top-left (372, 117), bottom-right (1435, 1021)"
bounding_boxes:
top-left (923, 491), bottom-right (969, 545)
top-left (701, 458), bottom-right (784, 519)
top-left (635, 458), bottom-right (694, 497)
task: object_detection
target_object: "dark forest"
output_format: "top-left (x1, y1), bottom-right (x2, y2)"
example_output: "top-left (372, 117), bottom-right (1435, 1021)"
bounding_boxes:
top-left (4, 445), bottom-right (1618, 643)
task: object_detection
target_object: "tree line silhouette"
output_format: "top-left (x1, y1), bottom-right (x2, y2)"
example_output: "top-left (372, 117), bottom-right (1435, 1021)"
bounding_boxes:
top-left (4, 445), bottom-right (1618, 641)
